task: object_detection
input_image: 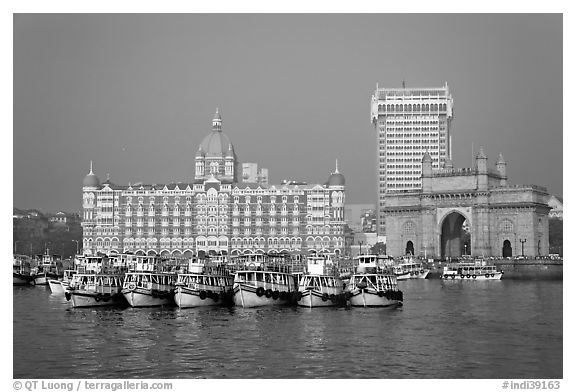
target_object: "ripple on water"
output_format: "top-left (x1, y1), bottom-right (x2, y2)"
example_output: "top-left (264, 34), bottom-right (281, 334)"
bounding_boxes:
top-left (13, 280), bottom-right (562, 379)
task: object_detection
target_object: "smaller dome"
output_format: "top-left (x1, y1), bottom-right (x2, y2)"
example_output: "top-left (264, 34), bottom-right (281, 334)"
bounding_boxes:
top-left (83, 174), bottom-right (100, 187)
top-left (83, 161), bottom-right (100, 188)
top-left (328, 172), bottom-right (345, 186)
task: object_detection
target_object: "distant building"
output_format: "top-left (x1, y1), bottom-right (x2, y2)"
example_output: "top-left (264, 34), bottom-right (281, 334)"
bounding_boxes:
top-left (344, 204), bottom-right (375, 232)
top-left (49, 211), bottom-right (68, 225)
top-left (547, 195), bottom-right (563, 220)
top-left (370, 82), bottom-right (454, 235)
top-left (82, 109), bottom-right (346, 256)
top-left (242, 163), bottom-right (269, 186)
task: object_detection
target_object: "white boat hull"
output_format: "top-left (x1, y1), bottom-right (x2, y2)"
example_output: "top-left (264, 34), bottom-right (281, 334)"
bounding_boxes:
top-left (396, 270), bottom-right (429, 280)
top-left (442, 272), bottom-right (503, 280)
top-left (69, 291), bottom-right (124, 308)
top-left (348, 289), bottom-right (403, 308)
top-left (174, 287), bottom-right (222, 308)
top-left (48, 279), bottom-right (65, 294)
top-left (233, 284), bottom-right (292, 308)
top-left (122, 288), bottom-right (173, 307)
top-left (297, 289), bottom-right (341, 308)
top-left (34, 275), bottom-right (48, 285)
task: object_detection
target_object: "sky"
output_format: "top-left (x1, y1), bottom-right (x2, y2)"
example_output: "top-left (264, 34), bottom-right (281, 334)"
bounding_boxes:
top-left (12, 13), bottom-right (563, 213)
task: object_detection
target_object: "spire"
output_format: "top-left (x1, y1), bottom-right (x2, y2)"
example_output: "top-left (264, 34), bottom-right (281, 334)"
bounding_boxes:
top-left (335, 159), bottom-right (339, 174)
top-left (89, 160), bottom-right (94, 175)
top-left (497, 153), bottom-right (505, 164)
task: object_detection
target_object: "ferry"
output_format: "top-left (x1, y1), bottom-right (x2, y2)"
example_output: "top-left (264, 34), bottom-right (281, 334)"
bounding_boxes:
top-left (442, 261), bottom-right (503, 280)
top-left (346, 255), bottom-right (403, 308)
top-left (65, 272), bottom-right (126, 307)
top-left (32, 249), bottom-right (62, 285)
top-left (296, 255), bottom-right (345, 308)
top-left (121, 255), bottom-right (178, 307)
top-left (233, 255), bottom-right (301, 308)
top-left (173, 260), bottom-right (234, 308)
top-left (13, 254), bottom-right (35, 285)
top-left (393, 258), bottom-right (430, 280)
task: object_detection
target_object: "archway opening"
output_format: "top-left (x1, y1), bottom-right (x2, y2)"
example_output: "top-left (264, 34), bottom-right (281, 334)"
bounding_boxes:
top-left (441, 212), bottom-right (470, 259)
top-left (405, 241), bottom-right (414, 255)
top-left (502, 240), bottom-right (512, 258)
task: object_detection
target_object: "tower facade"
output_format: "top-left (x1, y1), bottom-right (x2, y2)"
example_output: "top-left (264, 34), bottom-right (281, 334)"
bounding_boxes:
top-left (370, 82), bottom-right (454, 235)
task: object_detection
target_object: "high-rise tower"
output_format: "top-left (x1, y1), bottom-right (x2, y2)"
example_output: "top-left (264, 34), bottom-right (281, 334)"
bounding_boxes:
top-left (370, 82), bottom-right (454, 235)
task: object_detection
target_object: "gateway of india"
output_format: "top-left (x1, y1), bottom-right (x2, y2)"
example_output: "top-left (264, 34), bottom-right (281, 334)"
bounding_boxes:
top-left (81, 109), bottom-right (346, 257)
top-left (383, 150), bottom-right (551, 258)
top-left (371, 83), bottom-right (551, 259)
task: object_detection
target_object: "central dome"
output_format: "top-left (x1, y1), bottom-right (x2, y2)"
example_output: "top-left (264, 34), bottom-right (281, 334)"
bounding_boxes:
top-left (200, 131), bottom-right (235, 158)
top-left (199, 108), bottom-right (236, 158)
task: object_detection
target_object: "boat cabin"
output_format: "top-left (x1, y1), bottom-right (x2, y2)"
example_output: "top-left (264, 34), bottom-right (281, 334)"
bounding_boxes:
top-left (124, 272), bottom-right (177, 290)
top-left (299, 275), bottom-right (342, 290)
top-left (349, 274), bottom-right (398, 291)
top-left (234, 271), bottom-right (296, 291)
top-left (69, 274), bottom-right (124, 294)
top-left (176, 274), bottom-right (233, 290)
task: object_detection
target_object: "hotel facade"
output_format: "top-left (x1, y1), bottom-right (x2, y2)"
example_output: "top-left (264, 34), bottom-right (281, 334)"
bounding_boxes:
top-left (81, 110), bottom-right (346, 257)
top-left (370, 83), bottom-right (454, 235)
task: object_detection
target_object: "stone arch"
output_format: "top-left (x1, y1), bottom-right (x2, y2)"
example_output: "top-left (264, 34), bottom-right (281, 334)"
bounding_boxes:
top-left (502, 239), bottom-right (512, 258)
top-left (405, 240), bottom-right (414, 255)
top-left (439, 211), bottom-right (469, 259)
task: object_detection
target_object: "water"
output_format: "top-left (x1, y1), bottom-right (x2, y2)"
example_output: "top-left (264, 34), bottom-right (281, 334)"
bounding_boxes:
top-left (13, 279), bottom-right (562, 379)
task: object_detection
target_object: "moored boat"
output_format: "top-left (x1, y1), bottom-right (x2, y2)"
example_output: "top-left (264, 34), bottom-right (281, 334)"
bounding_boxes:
top-left (32, 249), bottom-right (62, 285)
top-left (233, 255), bottom-right (301, 308)
top-left (393, 258), bottom-right (430, 280)
top-left (346, 255), bottom-right (403, 308)
top-left (13, 255), bottom-right (35, 285)
top-left (296, 255), bottom-right (345, 308)
top-left (121, 255), bottom-right (178, 307)
top-left (441, 261), bottom-right (503, 280)
top-left (48, 269), bottom-right (76, 295)
top-left (65, 273), bottom-right (126, 307)
top-left (174, 260), bottom-right (234, 308)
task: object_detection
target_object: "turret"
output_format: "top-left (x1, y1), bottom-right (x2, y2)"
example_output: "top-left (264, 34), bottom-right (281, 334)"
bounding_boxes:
top-left (476, 148), bottom-right (488, 190)
top-left (496, 153), bottom-right (507, 186)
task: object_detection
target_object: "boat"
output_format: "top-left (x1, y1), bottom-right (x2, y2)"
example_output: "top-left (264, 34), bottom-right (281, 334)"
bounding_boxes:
top-left (48, 269), bottom-right (76, 295)
top-left (32, 249), bottom-right (62, 285)
top-left (441, 260), bottom-right (503, 280)
top-left (65, 272), bottom-right (126, 307)
top-left (173, 260), bottom-right (234, 308)
top-left (295, 255), bottom-right (345, 308)
top-left (393, 257), bottom-right (430, 280)
top-left (346, 255), bottom-right (403, 308)
top-left (233, 255), bottom-right (301, 308)
top-left (13, 255), bottom-right (35, 285)
top-left (121, 255), bottom-right (178, 307)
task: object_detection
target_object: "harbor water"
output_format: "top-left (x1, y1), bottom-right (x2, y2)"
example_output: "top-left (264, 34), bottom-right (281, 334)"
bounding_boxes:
top-left (13, 279), bottom-right (562, 379)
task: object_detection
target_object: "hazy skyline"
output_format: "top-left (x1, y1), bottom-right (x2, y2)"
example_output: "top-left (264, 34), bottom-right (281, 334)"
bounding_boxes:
top-left (13, 14), bottom-right (562, 213)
